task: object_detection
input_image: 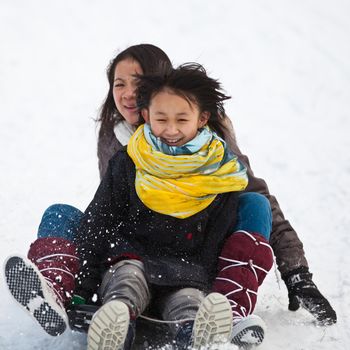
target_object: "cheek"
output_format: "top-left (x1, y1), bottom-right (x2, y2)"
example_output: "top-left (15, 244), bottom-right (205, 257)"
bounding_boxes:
top-left (149, 123), bottom-right (161, 137)
top-left (188, 128), bottom-right (199, 139)
top-left (113, 90), bottom-right (122, 108)
top-left (187, 123), bottom-right (200, 135)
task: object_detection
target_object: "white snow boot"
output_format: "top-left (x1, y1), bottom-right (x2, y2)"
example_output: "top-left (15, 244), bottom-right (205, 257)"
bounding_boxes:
top-left (231, 314), bottom-right (266, 348)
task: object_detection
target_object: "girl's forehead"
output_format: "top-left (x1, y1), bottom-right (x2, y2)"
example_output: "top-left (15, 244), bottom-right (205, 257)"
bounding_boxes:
top-left (114, 59), bottom-right (143, 78)
top-left (150, 89), bottom-right (200, 112)
top-left (153, 88), bottom-right (198, 107)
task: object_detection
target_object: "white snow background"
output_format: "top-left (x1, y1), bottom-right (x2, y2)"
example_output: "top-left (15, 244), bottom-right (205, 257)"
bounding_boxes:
top-left (0, 0), bottom-right (349, 349)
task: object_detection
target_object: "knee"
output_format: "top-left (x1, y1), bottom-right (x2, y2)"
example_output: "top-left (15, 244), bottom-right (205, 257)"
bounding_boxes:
top-left (236, 192), bottom-right (272, 240)
top-left (100, 260), bottom-right (150, 315)
top-left (43, 204), bottom-right (83, 219)
top-left (38, 204), bottom-right (83, 240)
top-left (102, 260), bottom-right (148, 294)
top-left (166, 288), bottom-right (205, 307)
top-left (219, 232), bottom-right (274, 286)
top-left (239, 192), bottom-right (271, 214)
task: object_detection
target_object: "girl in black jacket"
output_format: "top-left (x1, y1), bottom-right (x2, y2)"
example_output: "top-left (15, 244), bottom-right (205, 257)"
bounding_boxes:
top-left (74, 63), bottom-right (274, 350)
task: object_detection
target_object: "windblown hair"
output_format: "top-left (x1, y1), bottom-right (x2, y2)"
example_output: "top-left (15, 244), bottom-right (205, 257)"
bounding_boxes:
top-left (97, 44), bottom-right (173, 134)
top-left (136, 63), bottom-right (232, 139)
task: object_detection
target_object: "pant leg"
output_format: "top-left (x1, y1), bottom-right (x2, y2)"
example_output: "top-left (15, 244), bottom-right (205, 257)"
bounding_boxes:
top-left (98, 259), bottom-right (151, 318)
top-left (234, 192), bottom-right (272, 240)
top-left (158, 288), bottom-right (205, 336)
top-left (212, 193), bottom-right (273, 318)
top-left (37, 204), bottom-right (83, 242)
top-left (28, 236), bottom-right (79, 306)
top-left (24, 204), bottom-right (82, 305)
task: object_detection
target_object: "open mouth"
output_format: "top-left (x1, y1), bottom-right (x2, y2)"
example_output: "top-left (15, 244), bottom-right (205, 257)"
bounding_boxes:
top-left (161, 137), bottom-right (183, 146)
top-left (124, 105), bottom-right (137, 112)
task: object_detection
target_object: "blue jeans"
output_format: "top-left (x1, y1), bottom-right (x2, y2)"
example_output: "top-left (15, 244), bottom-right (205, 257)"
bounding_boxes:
top-left (234, 192), bottom-right (272, 240)
top-left (37, 193), bottom-right (272, 241)
top-left (37, 204), bottom-right (83, 242)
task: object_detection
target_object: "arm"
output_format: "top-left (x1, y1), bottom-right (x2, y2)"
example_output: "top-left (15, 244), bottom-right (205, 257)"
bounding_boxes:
top-left (97, 122), bottom-right (123, 180)
top-left (222, 118), bottom-right (308, 276)
top-left (75, 152), bottom-right (129, 301)
top-left (223, 118), bottom-right (336, 324)
top-left (234, 150), bottom-right (308, 276)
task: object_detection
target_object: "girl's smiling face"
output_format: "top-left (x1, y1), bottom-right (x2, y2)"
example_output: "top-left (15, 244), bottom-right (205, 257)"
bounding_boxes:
top-left (113, 59), bottom-right (143, 125)
top-left (142, 89), bottom-right (209, 147)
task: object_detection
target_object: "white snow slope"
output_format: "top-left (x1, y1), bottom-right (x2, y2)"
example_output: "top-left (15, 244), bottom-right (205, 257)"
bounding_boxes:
top-left (0, 0), bottom-right (349, 349)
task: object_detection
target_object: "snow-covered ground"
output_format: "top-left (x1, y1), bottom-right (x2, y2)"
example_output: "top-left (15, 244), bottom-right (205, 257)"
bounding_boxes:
top-left (1, 0), bottom-right (349, 349)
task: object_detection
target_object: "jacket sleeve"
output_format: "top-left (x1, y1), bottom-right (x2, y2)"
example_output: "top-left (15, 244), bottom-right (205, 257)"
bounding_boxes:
top-left (223, 118), bottom-right (309, 276)
top-left (97, 122), bottom-right (123, 180)
top-left (75, 152), bottom-right (129, 301)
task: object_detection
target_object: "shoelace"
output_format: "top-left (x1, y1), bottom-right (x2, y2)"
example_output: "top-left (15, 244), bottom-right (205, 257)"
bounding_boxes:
top-left (44, 278), bottom-right (66, 305)
top-left (35, 253), bottom-right (78, 304)
top-left (36, 253), bottom-right (79, 262)
top-left (215, 275), bottom-right (257, 320)
top-left (216, 230), bottom-right (274, 320)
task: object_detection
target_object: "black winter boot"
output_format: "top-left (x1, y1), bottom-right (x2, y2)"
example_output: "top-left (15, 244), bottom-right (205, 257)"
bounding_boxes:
top-left (283, 267), bottom-right (337, 325)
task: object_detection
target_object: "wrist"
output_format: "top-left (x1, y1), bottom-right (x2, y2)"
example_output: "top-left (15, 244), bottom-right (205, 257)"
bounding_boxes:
top-left (282, 266), bottom-right (310, 283)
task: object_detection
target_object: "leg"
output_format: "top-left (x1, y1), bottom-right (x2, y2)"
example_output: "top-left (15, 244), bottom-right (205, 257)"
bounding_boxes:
top-left (234, 192), bottom-right (272, 241)
top-left (159, 288), bottom-right (232, 350)
top-left (87, 259), bottom-right (150, 350)
top-left (159, 287), bottom-right (205, 336)
top-left (213, 192), bottom-right (274, 347)
top-left (37, 203), bottom-right (83, 241)
top-left (28, 204), bottom-right (83, 305)
top-left (4, 204), bottom-right (82, 336)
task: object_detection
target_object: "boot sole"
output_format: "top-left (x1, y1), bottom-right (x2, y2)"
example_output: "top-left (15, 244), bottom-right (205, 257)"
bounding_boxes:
top-left (231, 314), bottom-right (265, 348)
top-left (87, 300), bottom-right (130, 350)
top-left (4, 255), bottom-right (67, 336)
top-left (192, 292), bottom-right (232, 349)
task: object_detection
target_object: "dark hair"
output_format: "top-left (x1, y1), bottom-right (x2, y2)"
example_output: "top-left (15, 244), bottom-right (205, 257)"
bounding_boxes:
top-left (136, 63), bottom-right (232, 138)
top-left (97, 44), bottom-right (173, 132)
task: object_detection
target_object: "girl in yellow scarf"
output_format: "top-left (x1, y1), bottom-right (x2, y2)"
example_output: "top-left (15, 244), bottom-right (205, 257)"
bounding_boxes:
top-left (75, 63), bottom-right (272, 350)
top-left (124, 63), bottom-right (271, 348)
top-left (127, 63), bottom-right (248, 218)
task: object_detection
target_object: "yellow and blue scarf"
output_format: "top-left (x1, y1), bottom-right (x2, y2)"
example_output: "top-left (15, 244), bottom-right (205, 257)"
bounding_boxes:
top-left (127, 125), bottom-right (248, 218)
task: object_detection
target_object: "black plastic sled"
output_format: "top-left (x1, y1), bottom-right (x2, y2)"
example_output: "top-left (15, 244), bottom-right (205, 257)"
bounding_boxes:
top-left (68, 304), bottom-right (172, 349)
